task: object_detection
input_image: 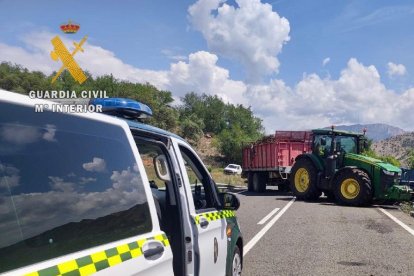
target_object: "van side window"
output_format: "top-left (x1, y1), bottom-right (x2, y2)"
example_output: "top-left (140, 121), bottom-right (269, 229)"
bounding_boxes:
top-left (0, 102), bottom-right (152, 273)
top-left (179, 146), bottom-right (217, 212)
top-left (134, 139), bottom-right (170, 229)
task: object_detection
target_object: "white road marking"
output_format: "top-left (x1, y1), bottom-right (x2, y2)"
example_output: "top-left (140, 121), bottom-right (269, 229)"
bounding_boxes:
top-left (378, 207), bottom-right (414, 236)
top-left (257, 207), bottom-right (280, 225)
top-left (244, 197), bottom-right (296, 256)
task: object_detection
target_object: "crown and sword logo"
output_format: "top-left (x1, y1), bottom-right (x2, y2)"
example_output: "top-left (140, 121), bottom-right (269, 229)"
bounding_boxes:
top-left (50, 20), bottom-right (88, 84)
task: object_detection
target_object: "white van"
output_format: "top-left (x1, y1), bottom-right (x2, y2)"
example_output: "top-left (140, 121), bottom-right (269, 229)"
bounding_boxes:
top-left (0, 91), bottom-right (243, 276)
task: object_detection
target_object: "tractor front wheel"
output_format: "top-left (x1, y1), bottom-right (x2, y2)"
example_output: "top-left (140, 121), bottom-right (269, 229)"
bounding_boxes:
top-left (289, 159), bottom-right (321, 200)
top-left (334, 169), bottom-right (372, 206)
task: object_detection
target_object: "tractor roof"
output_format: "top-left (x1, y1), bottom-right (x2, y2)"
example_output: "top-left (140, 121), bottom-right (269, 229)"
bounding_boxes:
top-left (312, 128), bottom-right (365, 137)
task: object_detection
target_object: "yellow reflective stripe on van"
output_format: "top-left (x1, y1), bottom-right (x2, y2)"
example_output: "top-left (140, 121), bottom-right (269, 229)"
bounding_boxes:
top-left (194, 210), bottom-right (235, 225)
top-left (24, 234), bottom-right (169, 276)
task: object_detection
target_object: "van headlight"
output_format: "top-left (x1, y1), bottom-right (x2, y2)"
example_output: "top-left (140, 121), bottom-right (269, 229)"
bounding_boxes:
top-left (382, 169), bottom-right (395, 176)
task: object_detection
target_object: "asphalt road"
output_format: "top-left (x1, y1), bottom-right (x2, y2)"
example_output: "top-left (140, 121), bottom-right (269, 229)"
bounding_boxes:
top-left (233, 187), bottom-right (414, 276)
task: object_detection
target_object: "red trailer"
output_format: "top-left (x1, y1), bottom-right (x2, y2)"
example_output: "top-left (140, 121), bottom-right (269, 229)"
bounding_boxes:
top-left (242, 131), bottom-right (313, 192)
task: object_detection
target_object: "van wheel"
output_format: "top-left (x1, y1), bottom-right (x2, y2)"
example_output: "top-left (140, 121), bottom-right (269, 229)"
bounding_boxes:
top-left (230, 246), bottom-right (242, 276)
top-left (289, 159), bottom-right (321, 200)
top-left (334, 169), bottom-right (372, 206)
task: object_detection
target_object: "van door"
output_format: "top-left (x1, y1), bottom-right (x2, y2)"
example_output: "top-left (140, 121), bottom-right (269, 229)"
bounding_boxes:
top-left (0, 98), bottom-right (174, 276)
top-left (174, 143), bottom-right (228, 276)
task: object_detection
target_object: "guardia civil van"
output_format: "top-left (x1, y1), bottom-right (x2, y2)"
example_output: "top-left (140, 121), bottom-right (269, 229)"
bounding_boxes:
top-left (0, 90), bottom-right (243, 276)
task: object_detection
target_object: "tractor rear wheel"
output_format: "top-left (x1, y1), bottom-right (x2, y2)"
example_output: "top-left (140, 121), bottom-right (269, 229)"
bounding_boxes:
top-left (289, 159), bottom-right (321, 200)
top-left (334, 169), bottom-right (372, 206)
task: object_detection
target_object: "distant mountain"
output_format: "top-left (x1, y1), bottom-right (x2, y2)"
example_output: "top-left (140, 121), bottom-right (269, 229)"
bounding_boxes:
top-left (332, 124), bottom-right (405, 141)
top-left (372, 132), bottom-right (414, 168)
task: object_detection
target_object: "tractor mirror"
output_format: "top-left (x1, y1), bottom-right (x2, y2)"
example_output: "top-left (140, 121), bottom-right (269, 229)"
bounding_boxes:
top-left (320, 138), bottom-right (326, 146)
top-left (363, 140), bottom-right (369, 150)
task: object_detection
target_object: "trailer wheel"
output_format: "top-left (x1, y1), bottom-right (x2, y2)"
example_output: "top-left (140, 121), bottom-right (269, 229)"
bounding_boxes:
top-left (334, 169), bottom-right (372, 206)
top-left (252, 173), bottom-right (266, 193)
top-left (289, 159), bottom-right (321, 200)
top-left (247, 173), bottom-right (254, 192)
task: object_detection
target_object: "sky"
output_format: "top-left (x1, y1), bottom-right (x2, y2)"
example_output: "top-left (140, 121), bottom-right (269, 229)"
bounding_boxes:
top-left (0, 0), bottom-right (414, 132)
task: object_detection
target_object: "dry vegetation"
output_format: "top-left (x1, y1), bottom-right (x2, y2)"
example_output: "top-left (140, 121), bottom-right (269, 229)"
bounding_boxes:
top-left (195, 135), bottom-right (246, 186)
top-left (372, 132), bottom-right (414, 167)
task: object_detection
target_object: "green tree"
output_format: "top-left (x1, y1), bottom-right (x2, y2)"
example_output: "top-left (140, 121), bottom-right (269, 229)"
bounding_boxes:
top-left (217, 124), bottom-right (247, 163)
top-left (180, 93), bottom-right (228, 134)
top-left (0, 63), bottom-right (265, 163)
top-left (179, 92), bottom-right (264, 162)
top-left (179, 114), bottom-right (204, 145)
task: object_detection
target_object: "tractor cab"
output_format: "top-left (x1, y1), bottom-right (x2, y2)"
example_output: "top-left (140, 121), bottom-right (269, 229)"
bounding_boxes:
top-left (311, 128), bottom-right (367, 177)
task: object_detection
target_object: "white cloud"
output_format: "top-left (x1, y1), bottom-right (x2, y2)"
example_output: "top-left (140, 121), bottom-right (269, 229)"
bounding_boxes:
top-left (110, 165), bottom-right (140, 190)
top-left (322, 57), bottom-right (330, 66)
top-left (0, 31), bottom-right (170, 89)
top-left (387, 62), bottom-right (406, 77)
top-left (161, 49), bottom-right (187, 61)
top-left (245, 58), bottom-right (414, 131)
top-left (188, 0), bottom-right (290, 82)
top-left (79, 177), bottom-right (96, 185)
top-left (0, 124), bottom-right (40, 145)
top-left (166, 51), bottom-right (247, 102)
top-left (82, 157), bottom-right (106, 172)
top-left (0, 163), bottom-right (20, 189)
top-left (1, 31), bottom-right (414, 131)
top-left (49, 176), bottom-right (75, 193)
top-left (0, 123), bottom-right (58, 144)
top-left (43, 124), bottom-right (57, 142)
top-left (0, 31), bottom-right (246, 103)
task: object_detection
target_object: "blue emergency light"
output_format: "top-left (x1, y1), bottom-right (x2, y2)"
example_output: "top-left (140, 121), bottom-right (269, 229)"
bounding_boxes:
top-left (90, 98), bottom-right (153, 120)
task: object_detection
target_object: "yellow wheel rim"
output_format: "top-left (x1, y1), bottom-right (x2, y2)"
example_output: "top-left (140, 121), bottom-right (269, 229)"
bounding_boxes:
top-left (294, 168), bottom-right (310, 193)
top-left (340, 178), bottom-right (360, 199)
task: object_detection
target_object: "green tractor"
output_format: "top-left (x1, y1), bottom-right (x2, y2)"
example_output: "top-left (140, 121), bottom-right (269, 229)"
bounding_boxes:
top-left (289, 128), bottom-right (413, 206)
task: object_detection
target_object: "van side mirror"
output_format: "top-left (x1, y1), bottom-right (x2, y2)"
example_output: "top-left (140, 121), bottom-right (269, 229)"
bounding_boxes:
top-left (219, 192), bottom-right (240, 210)
top-left (154, 155), bottom-right (171, 181)
top-left (320, 138), bottom-right (326, 146)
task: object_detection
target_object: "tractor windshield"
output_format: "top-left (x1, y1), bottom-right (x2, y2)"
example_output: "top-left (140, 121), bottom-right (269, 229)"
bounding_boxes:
top-left (335, 136), bottom-right (357, 154)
